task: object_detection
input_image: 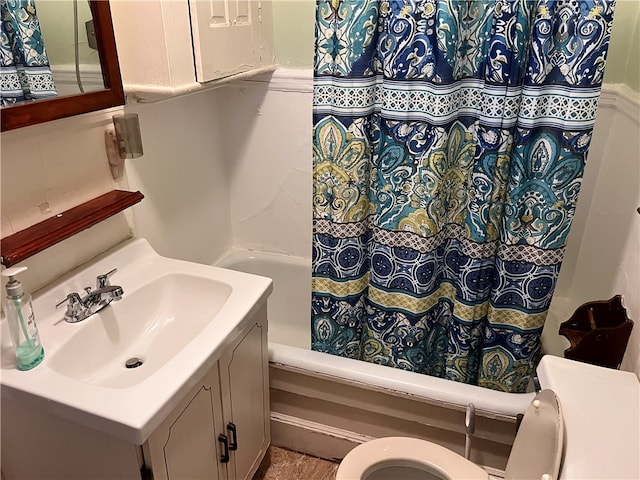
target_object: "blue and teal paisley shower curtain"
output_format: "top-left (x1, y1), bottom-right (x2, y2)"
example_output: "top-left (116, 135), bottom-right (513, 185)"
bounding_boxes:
top-left (0, 0), bottom-right (56, 105)
top-left (311, 0), bottom-right (615, 393)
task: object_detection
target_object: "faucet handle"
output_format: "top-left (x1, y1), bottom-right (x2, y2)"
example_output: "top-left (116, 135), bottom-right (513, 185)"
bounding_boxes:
top-left (56, 292), bottom-right (85, 323)
top-left (56, 293), bottom-right (84, 320)
top-left (96, 268), bottom-right (118, 288)
top-left (56, 292), bottom-right (82, 309)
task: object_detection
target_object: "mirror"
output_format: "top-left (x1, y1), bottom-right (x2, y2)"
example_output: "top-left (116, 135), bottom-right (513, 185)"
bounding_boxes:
top-left (1, 0), bottom-right (124, 132)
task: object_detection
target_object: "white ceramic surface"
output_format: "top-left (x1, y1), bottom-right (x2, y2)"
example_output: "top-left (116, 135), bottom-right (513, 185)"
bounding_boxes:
top-left (336, 437), bottom-right (489, 480)
top-left (537, 355), bottom-right (640, 479)
top-left (48, 273), bottom-right (232, 388)
top-left (0, 237), bottom-right (272, 444)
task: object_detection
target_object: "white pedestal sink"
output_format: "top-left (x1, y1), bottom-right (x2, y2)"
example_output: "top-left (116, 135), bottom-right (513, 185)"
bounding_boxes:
top-left (1, 237), bottom-right (272, 444)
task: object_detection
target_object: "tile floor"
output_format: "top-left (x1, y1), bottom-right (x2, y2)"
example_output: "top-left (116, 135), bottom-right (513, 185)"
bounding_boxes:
top-left (253, 446), bottom-right (339, 480)
top-left (252, 445), bottom-right (505, 480)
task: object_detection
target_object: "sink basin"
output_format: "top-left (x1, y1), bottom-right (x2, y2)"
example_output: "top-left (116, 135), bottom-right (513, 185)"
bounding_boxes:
top-left (0, 237), bottom-right (272, 444)
top-left (48, 273), bottom-right (232, 388)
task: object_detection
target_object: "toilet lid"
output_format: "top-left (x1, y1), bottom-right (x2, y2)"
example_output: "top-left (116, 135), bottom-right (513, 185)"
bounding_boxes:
top-left (336, 437), bottom-right (489, 480)
top-left (504, 389), bottom-right (564, 480)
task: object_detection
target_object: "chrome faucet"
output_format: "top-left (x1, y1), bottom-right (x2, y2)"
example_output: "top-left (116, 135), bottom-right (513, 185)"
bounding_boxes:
top-left (56, 269), bottom-right (124, 323)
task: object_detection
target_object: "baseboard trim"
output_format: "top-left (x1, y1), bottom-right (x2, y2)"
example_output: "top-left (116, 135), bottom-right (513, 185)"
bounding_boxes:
top-left (270, 411), bottom-right (373, 462)
top-left (269, 411), bottom-right (506, 477)
top-left (268, 363), bottom-right (516, 472)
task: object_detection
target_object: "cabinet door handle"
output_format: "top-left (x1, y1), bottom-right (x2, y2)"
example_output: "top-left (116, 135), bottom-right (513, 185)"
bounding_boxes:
top-left (227, 422), bottom-right (238, 451)
top-left (218, 434), bottom-right (230, 463)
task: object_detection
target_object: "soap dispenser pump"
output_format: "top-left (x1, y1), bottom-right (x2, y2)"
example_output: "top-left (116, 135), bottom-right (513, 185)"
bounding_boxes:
top-left (2, 266), bottom-right (44, 370)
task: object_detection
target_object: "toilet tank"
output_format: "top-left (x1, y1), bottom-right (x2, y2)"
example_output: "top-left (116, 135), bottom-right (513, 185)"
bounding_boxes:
top-left (537, 355), bottom-right (639, 480)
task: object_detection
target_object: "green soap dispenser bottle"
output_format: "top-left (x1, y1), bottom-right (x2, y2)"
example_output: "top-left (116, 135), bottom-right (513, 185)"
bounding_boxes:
top-left (2, 266), bottom-right (44, 370)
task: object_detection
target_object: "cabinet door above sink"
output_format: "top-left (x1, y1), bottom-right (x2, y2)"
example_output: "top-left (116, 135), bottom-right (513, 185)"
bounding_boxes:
top-left (190, 0), bottom-right (275, 83)
top-left (110, 0), bottom-right (275, 102)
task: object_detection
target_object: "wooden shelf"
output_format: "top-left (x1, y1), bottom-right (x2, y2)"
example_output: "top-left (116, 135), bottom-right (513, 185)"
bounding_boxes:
top-left (1, 190), bottom-right (144, 267)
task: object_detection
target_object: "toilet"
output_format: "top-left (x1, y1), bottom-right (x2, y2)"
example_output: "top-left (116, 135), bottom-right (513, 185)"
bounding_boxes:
top-left (336, 389), bottom-right (562, 480)
top-left (337, 355), bottom-right (640, 480)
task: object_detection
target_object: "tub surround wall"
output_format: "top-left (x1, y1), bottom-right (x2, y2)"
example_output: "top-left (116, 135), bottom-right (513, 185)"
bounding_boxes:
top-left (218, 71), bottom-right (313, 259)
top-left (554, 85), bottom-right (640, 376)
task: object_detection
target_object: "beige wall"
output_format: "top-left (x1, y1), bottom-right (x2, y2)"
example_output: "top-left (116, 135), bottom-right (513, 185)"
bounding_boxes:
top-left (272, 0), bottom-right (315, 67)
top-left (604, 0), bottom-right (640, 92)
top-left (36, 0), bottom-right (638, 89)
top-left (272, 0), bottom-right (640, 93)
top-left (37, 0), bottom-right (100, 67)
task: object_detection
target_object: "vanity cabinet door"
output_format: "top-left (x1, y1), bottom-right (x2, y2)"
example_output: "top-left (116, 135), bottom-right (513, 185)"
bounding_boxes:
top-left (144, 305), bottom-right (269, 480)
top-left (219, 317), bottom-right (270, 480)
top-left (145, 367), bottom-right (227, 480)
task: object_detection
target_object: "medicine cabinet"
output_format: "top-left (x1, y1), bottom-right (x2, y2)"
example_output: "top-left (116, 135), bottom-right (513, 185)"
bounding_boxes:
top-left (110, 0), bottom-right (275, 103)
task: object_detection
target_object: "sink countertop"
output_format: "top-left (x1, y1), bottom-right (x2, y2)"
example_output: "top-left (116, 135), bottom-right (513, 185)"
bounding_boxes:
top-left (0, 237), bottom-right (273, 445)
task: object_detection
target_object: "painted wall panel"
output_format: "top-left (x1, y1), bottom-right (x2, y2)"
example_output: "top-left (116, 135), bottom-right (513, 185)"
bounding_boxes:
top-left (124, 89), bottom-right (233, 265)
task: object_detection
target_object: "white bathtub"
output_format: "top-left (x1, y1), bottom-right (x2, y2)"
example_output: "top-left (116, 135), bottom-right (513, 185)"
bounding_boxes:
top-left (216, 249), bottom-right (536, 469)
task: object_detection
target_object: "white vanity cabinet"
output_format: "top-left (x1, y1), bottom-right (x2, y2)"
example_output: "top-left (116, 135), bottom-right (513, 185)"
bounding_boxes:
top-left (145, 319), bottom-right (270, 480)
top-left (1, 308), bottom-right (270, 480)
top-left (109, 0), bottom-right (275, 102)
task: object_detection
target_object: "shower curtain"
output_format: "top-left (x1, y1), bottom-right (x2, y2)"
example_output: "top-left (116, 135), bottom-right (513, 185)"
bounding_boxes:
top-left (0, 0), bottom-right (56, 105)
top-left (311, 0), bottom-right (615, 393)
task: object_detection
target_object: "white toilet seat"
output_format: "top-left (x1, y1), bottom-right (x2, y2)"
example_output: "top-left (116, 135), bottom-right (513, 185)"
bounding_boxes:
top-left (337, 390), bottom-right (563, 480)
top-left (335, 437), bottom-right (489, 480)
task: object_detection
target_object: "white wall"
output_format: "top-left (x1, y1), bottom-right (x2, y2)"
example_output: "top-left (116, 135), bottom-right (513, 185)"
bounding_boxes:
top-left (216, 71), bottom-right (313, 259)
top-left (1, 108), bottom-right (132, 294)
top-left (0, 89), bottom-right (232, 296)
top-left (124, 89), bottom-right (232, 265)
top-left (543, 87), bottom-right (640, 376)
